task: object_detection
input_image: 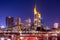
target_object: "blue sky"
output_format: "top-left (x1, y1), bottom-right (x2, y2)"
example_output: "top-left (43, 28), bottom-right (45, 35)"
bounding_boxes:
top-left (0, 0), bottom-right (60, 28)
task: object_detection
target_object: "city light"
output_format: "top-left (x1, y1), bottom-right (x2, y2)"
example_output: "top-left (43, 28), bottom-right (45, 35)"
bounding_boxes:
top-left (38, 12), bottom-right (41, 18)
top-left (0, 37), bottom-right (4, 40)
top-left (20, 37), bottom-right (23, 40)
top-left (1, 25), bottom-right (5, 28)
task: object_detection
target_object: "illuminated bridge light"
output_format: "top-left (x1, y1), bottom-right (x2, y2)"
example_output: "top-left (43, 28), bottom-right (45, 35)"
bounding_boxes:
top-left (7, 39), bottom-right (11, 40)
top-left (20, 37), bottom-right (23, 40)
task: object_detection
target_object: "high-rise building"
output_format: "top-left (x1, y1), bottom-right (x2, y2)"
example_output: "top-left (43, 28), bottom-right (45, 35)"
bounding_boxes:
top-left (25, 18), bottom-right (31, 24)
top-left (34, 5), bottom-right (41, 27)
top-left (6, 16), bottom-right (14, 28)
top-left (54, 22), bottom-right (59, 29)
top-left (25, 18), bottom-right (31, 30)
top-left (13, 17), bottom-right (24, 31)
top-left (15, 17), bottom-right (21, 25)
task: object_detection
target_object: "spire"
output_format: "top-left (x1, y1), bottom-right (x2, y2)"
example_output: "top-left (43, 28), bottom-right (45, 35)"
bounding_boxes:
top-left (34, 4), bottom-right (37, 14)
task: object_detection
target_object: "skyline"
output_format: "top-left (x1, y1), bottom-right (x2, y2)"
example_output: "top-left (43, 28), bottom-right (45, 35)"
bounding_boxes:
top-left (0, 0), bottom-right (60, 28)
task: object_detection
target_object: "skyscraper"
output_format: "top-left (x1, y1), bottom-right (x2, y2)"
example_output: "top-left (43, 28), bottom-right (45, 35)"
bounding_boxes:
top-left (6, 16), bottom-right (14, 28)
top-left (25, 18), bottom-right (31, 26)
top-left (25, 18), bottom-right (31, 30)
top-left (54, 22), bottom-right (59, 29)
top-left (34, 5), bottom-right (41, 27)
top-left (15, 17), bottom-right (21, 25)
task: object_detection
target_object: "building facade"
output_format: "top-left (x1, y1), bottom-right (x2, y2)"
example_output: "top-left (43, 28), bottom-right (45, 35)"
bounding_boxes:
top-left (6, 16), bottom-right (14, 28)
top-left (34, 5), bottom-right (41, 30)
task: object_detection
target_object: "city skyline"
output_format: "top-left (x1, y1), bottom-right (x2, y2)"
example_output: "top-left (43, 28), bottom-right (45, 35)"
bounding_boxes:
top-left (0, 0), bottom-right (60, 28)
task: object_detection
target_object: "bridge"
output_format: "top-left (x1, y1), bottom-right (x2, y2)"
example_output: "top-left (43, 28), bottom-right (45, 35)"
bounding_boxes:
top-left (0, 30), bottom-right (60, 40)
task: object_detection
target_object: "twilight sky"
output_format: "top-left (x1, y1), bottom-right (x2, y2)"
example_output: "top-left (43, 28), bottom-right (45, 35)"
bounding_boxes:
top-left (0, 0), bottom-right (60, 28)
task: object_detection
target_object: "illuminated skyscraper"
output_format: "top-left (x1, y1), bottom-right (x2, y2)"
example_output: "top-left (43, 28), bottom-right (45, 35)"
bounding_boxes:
top-left (6, 16), bottom-right (14, 28)
top-left (34, 5), bottom-right (41, 27)
top-left (54, 22), bottom-right (59, 29)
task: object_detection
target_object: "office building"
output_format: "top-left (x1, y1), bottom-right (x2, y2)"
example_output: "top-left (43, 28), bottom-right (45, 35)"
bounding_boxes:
top-left (15, 17), bottom-right (21, 25)
top-left (54, 22), bottom-right (59, 29)
top-left (34, 5), bottom-right (41, 30)
top-left (25, 18), bottom-right (31, 30)
top-left (6, 16), bottom-right (14, 28)
top-left (34, 5), bottom-right (41, 27)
